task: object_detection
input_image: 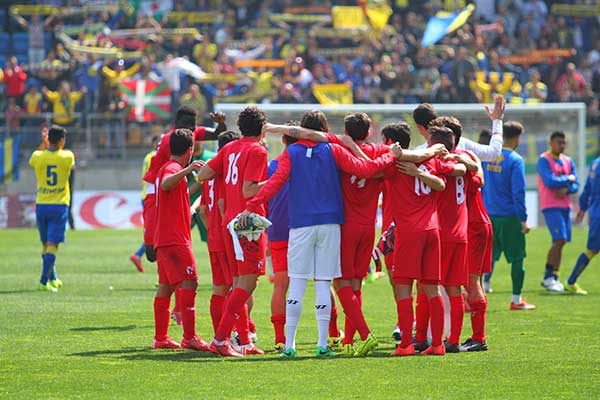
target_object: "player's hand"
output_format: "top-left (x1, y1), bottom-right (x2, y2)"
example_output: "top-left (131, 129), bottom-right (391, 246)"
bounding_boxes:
top-left (521, 221), bottom-right (530, 234)
top-left (396, 161), bottom-right (419, 176)
top-left (441, 153), bottom-right (459, 162)
top-left (261, 122), bottom-right (275, 136)
top-left (485, 95), bottom-right (505, 120)
top-left (431, 143), bottom-right (448, 157)
top-left (209, 111), bottom-right (226, 124)
top-left (389, 142), bottom-right (402, 158)
top-left (238, 209), bottom-right (251, 229)
top-left (575, 210), bottom-right (586, 224)
top-left (41, 126), bottom-right (49, 147)
top-left (340, 134), bottom-right (356, 150)
top-left (568, 174), bottom-right (576, 182)
top-left (187, 160), bottom-right (205, 173)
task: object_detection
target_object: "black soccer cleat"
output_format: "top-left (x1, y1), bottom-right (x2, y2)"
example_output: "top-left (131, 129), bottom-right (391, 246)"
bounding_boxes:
top-left (413, 340), bottom-right (429, 353)
top-left (460, 338), bottom-right (488, 352)
top-left (444, 340), bottom-right (460, 353)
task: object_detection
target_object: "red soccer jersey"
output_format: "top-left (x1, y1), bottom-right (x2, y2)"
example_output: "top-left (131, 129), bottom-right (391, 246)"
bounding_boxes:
top-left (383, 158), bottom-right (454, 233)
top-left (154, 160), bottom-right (192, 248)
top-left (437, 151), bottom-right (472, 243)
top-left (381, 180), bottom-right (393, 230)
top-left (143, 126), bottom-right (206, 184)
top-left (201, 177), bottom-right (226, 252)
top-left (207, 137), bottom-right (268, 225)
top-left (465, 154), bottom-right (491, 225)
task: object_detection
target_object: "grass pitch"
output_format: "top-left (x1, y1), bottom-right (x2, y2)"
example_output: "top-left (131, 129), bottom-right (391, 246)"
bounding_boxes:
top-left (0, 228), bottom-right (599, 399)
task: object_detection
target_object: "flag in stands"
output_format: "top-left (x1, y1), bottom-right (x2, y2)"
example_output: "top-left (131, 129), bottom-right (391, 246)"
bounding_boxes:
top-left (133, 0), bottom-right (173, 16)
top-left (119, 80), bottom-right (172, 122)
top-left (0, 136), bottom-right (20, 185)
top-left (421, 4), bottom-right (475, 47)
top-left (312, 83), bottom-right (353, 105)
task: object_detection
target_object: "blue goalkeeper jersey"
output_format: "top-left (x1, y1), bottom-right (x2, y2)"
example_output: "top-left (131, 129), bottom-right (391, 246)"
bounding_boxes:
top-left (482, 148), bottom-right (528, 222)
top-left (579, 156), bottom-right (600, 220)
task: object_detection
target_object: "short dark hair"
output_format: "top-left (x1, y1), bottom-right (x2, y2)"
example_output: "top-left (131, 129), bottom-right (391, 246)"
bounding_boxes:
top-left (550, 131), bottom-right (566, 141)
top-left (217, 130), bottom-right (241, 150)
top-left (237, 106), bottom-right (267, 137)
top-left (301, 110), bottom-right (329, 132)
top-left (174, 106), bottom-right (197, 130)
top-left (170, 128), bottom-right (193, 156)
top-left (428, 126), bottom-right (454, 152)
top-left (413, 103), bottom-right (437, 128)
top-left (344, 112), bottom-right (370, 141)
top-left (381, 122), bottom-right (411, 149)
top-left (478, 129), bottom-right (491, 145)
top-left (430, 116), bottom-right (462, 148)
top-left (283, 120), bottom-right (300, 145)
top-left (48, 125), bottom-right (67, 145)
top-left (503, 121), bottom-right (524, 139)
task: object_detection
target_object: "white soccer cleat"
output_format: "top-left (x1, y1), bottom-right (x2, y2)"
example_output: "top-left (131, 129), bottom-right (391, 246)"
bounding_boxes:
top-left (249, 331), bottom-right (258, 344)
top-left (483, 281), bottom-right (493, 293)
top-left (540, 277), bottom-right (563, 292)
top-left (554, 280), bottom-right (565, 291)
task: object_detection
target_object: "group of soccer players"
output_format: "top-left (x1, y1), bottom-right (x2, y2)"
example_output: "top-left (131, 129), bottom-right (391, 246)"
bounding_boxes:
top-left (30, 96), bottom-right (600, 358)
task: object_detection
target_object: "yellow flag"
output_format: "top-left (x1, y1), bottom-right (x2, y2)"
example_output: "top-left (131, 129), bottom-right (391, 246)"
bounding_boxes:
top-left (313, 84), bottom-right (353, 105)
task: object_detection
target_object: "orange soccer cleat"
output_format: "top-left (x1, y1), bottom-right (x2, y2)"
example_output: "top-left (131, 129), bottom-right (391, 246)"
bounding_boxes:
top-left (420, 344), bottom-right (446, 356)
top-left (129, 254), bottom-right (144, 273)
top-left (181, 336), bottom-right (210, 351)
top-left (209, 340), bottom-right (244, 357)
top-left (391, 344), bottom-right (416, 357)
top-left (152, 337), bottom-right (182, 350)
top-left (510, 300), bottom-right (536, 311)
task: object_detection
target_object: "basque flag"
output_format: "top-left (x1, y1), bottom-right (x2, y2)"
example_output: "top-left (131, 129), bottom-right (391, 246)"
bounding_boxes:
top-left (421, 4), bottom-right (475, 47)
top-left (0, 136), bottom-right (20, 185)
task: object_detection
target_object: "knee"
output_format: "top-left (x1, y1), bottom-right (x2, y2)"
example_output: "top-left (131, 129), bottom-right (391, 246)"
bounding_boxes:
top-left (554, 239), bottom-right (567, 248)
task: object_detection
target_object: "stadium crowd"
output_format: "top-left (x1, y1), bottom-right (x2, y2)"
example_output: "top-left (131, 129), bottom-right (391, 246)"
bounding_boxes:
top-left (2, 0), bottom-right (600, 136)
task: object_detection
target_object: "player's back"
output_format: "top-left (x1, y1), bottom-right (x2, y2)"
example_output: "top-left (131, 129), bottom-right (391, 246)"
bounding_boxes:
top-left (29, 149), bottom-right (75, 205)
top-left (437, 153), bottom-right (469, 242)
top-left (202, 177), bottom-right (225, 251)
top-left (482, 148), bottom-right (525, 217)
top-left (466, 172), bottom-right (491, 225)
top-left (155, 160), bottom-right (191, 248)
top-left (340, 143), bottom-right (387, 226)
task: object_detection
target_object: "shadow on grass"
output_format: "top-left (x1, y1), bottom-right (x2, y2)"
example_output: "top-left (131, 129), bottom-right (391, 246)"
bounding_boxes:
top-left (70, 325), bottom-right (139, 332)
top-left (0, 289), bottom-right (39, 295)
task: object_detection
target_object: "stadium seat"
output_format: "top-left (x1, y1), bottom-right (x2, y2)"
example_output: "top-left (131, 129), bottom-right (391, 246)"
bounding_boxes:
top-left (0, 55), bottom-right (7, 68)
top-left (12, 32), bottom-right (29, 55)
top-left (0, 33), bottom-right (9, 54)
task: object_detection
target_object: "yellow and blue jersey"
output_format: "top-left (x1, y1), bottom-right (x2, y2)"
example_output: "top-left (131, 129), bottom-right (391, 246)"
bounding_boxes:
top-left (141, 150), bottom-right (155, 200)
top-left (29, 149), bottom-right (75, 205)
top-left (580, 157), bottom-right (600, 220)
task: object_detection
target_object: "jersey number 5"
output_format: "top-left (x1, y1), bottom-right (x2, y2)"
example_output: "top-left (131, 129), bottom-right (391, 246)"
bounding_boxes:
top-left (46, 165), bottom-right (58, 186)
top-left (225, 153), bottom-right (241, 185)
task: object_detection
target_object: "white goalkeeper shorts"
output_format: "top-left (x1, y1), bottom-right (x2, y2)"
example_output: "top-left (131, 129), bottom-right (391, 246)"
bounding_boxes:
top-left (287, 224), bottom-right (341, 280)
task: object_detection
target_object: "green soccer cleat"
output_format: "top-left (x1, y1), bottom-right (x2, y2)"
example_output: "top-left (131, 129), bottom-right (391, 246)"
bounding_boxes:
top-left (38, 283), bottom-right (57, 293)
top-left (316, 346), bottom-right (336, 358)
top-left (340, 343), bottom-right (354, 356)
top-left (564, 282), bottom-right (588, 295)
top-left (353, 333), bottom-right (379, 356)
top-left (280, 348), bottom-right (297, 358)
top-left (49, 279), bottom-right (63, 289)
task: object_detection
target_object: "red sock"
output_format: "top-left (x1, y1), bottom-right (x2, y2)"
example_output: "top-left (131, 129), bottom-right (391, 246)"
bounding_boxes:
top-left (172, 285), bottom-right (182, 313)
top-left (329, 301), bottom-right (340, 337)
top-left (448, 295), bottom-right (465, 345)
top-left (210, 294), bottom-right (227, 336)
top-left (248, 318), bottom-right (257, 334)
top-left (153, 296), bottom-right (170, 341)
top-left (429, 295), bottom-right (445, 347)
top-left (180, 288), bottom-right (197, 340)
top-left (415, 293), bottom-right (429, 343)
top-left (353, 290), bottom-right (362, 306)
top-left (234, 303), bottom-right (251, 345)
top-left (469, 299), bottom-right (487, 343)
top-left (342, 313), bottom-right (355, 345)
top-left (215, 288), bottom-right (250, 342)
top-left (271, 313), bottom-right (286, 344)
top-left (396, 297), bottom-right (414, 348)
top-left (336, 286), bottom-right (370, 340)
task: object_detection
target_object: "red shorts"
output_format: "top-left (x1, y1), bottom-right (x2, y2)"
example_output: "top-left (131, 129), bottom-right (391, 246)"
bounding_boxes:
top-left (468, 222), bottom-right (493, 275)
top-left (392, 229), bottom-right (441, 284)
top-left (223, 227), bottom-right (267, 277)
top-left (156, 244), bottom-right (197, 285)
top-left (143, 194), bottom-right (156, 246)
top-left (339, 223), bottom-right (375, 280)
top-left (440, 241), bottom-right (468, 286)
top-left (384, 253), bottom-right (394, 271)
top-left (269, 240), bottom-right (288, 273)
top-left (209, 251), bottom-right (233, 286)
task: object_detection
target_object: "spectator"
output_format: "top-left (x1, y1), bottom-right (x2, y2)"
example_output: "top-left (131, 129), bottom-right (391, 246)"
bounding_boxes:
top-left (450, 47), bottom-right (476, 102)
top-left (433, 73), bottom-right (459, 103)
top-left (555, 63), bottom-right (587, 101)
top-left (102, 59), bottom-right (140, 87)
top-left (42, 82), bottom-right (86, 126)
top-left (5, 98), bottom-right (23, 133)
top-left (524, 69), bottom-right (548, 103)
top-left (179, 84), bottom-right (208, 123)
top-left (100, 85), bottom-right (126, 158)
top-left (13, 13), bottom-right (55, 65)
top-left (24, 86), bottom-right (42, 114)
top-left (4, 56), bottom-right (28, 105)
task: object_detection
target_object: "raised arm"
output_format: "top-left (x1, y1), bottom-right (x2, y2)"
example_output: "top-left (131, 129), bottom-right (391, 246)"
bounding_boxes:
top-left (200, 112), bottom-right (227, 141)
top-left (161, 160), bottom-right (204, 191)
top-left (263, 123), bottom-right (329, 142)
top-left (462, 95), bottom-right (505, 161)
top-left (399, 143), bottom-right (448, 163)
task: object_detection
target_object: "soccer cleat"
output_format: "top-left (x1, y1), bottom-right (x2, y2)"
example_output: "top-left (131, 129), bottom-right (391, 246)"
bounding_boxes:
top-left (340, 343), bottom-right (354, 356)
top-left (391, 344), bottom-right (416, 357)
top-left (171, 311), bottom-right (182, 326)
top-left (38, 283), bottom-right (58, 293)
top-left (460, 338), bottom-right (488, 352)
top-left (249, 331), bottom-right (258, 344)
top-left (209, 340), bottom-right (243, 357)
top-left (554, 280), bottom-right (565, 291)
top-left (281, 348), bottom-right (297, 358)
top-left (391, 326), bottom-right (401, 341)
top-left (413, 340), bottom-right (429, 353)
top-left (483, 281), bottom-right (493, 293)
top-left (353, 333), bottom-right (379, 356)
top-left (328, 330), bottom-right (344, 348)
top-left (235, 343), bottom-right (265, 355)
top-left (316, 346), bottom-right (337, 358)
top-left (129, 254), bottom-right (144, 272)
top-left (274, 342), bottom-right (285, 352)
top-left (510, 300), bottom-right (536, 311)
top-left (420, 344), bottom-right (446, 356)
top-left (541, 277), bottom-right (563, 292)
top-left (564, 282), bottom-right (588, 295)
top-left (444, 341), bottom-right (460, 353)
top-left (49, 279), bottom-right (62, 289)
top-left (181, 336), bottom-right (210, 351)
top-left (152, 337), bottom-right (182, 350)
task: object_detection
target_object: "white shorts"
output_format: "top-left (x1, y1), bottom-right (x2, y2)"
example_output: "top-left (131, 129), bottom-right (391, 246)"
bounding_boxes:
top-left (288, 224), bottom-right (341, 280)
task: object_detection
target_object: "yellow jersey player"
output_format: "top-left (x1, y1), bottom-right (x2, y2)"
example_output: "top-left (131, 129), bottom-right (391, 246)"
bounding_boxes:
top-left (29, 125), bottom-right (75, 292)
